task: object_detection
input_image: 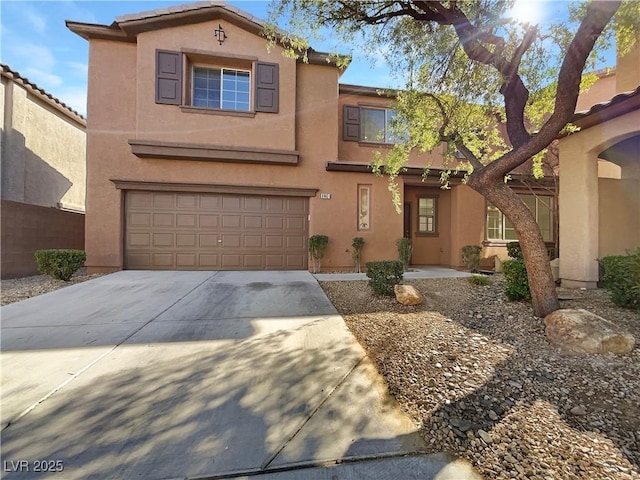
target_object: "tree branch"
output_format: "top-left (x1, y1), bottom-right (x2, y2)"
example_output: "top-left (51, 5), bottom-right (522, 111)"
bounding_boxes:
top-left (477, 0), bottom-right (621, 182)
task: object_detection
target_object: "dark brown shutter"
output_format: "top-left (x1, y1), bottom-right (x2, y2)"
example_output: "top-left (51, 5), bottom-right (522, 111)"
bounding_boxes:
top-left (156, 50), bottom-right (182, 105)
top-left (343, 105), bottom-right (360, 141)
top-left (255, 62), bottom-right (279, 113)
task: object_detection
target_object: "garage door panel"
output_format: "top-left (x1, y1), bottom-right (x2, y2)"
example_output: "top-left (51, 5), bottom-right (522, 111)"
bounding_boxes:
top-left (152, 253), bottom-right (174, 266)
top-left (243, 255), bottom-right (263, 268)
top-left (153, 233), bottom-right (174, 247)
top-left (125, 191), bottom-right (308, 270)
top-left (286, 255), bottom-right (305, 268)
top-left (153, 194), bottom-right (174, 208)
top-left (199, 214), bottom-right (219, 228)
top-left (176, 234), bottom-right (197, 247)
top-left (200, 195), bottom-right (221, 210)
top-left (128, 213), bottom-right (151, 228)
top-left (245, 216), bottom-right (263, 229)
top-left (266, 217), bottom-right (283, 229)
top-left (286, 198), bottom-right (307, 212)
top-left (176, 253), bottom-right (197, 267)
top-left (176, 214), bottom-right (197, 227)
top-left (153, 213), bottom-right (173, 227)
top-left (199, 254), bottom-right (219, 267)
top-left (222, 215), bottom-right (241, 228)
top-left (176, 194), bottom-right (198, 209)
top-left (221, 235), bottom-right (241, 247)
top-left (129, 233), bottom-right (150, 247)
top-left (265, 236), bottom-right (283, 248)
top-left (221, 254), bottom-right (242, 267)
top-left (199, 234), bottom-right (219, 247)
top-left (244, 235), bottom-right (262, 248)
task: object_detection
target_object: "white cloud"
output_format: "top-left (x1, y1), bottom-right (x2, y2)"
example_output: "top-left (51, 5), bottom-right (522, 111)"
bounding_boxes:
top-left (8, 43), bottom-right (56, 71)
top-left (25, 7), bottom-right (48, 34)
top-left (61, 1), bottom-right (97, 24)
top-left (25, 68), bottom-right (63, 88)
top-left (66, 61), bottom-right (88, 77)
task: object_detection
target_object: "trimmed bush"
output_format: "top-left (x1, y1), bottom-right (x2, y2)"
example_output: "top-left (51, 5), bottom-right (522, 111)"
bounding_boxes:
top-left (396, 237), bottom-right (412, 271)
top-left (506, 241), bottom-right (523, 260)
top-left (35, 249), bottom-right (86, 281)
top-left (308, 235), bottom-right (329, 274)
top-left (366, 260), bottom-right (404, 296)
top-left (352, 237), bottom-right (365, 273)
top-left (600, 248), bottom-right (640, 310)
top-left (461, 245), bottom-right (482, 273)
top-left (502, 259), bottom-right (530, 301)
top-left (468, 274), bottom-right (491, 286)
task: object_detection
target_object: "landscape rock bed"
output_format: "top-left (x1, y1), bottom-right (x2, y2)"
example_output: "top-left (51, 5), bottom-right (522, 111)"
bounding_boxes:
top-left (1, 269), bottom-right (104, 306)
top-left (321, 276), bottom-right (639, 480)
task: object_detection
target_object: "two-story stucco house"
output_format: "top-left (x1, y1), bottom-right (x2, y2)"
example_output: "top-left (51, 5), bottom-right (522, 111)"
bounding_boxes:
top-left (1, 64), bottom-right (86, 278)
top-left (67, 1), bottom-right (562, 274)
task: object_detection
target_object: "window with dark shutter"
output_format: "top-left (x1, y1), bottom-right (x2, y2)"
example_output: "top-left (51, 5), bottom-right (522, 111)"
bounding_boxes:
top-left (343, 105), bottom-right (360, 141)
top-left (156, 50), bottom-right (182, 105)
top-left (255, 62), bottom-right (279, 113)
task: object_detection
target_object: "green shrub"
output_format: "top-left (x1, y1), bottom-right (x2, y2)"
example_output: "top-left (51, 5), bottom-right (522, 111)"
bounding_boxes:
top-left (506, 241), bottom-right (523, 260)
top-left (352, 237), bottom-right (365, 273)
top-left (502, 259), bottom-right (530, 301)
top-left (366, 260), bottom-right (404, 296)
top-left (461, 245), bottom-right (482, 273)
top-left (308, 235), bottom-right (329, 274)
top-left (396, 238), bottom-right (412, 272)
top-left (468, 274), bottom-right (491, 286)
top-left (600, 248), bottom-right (640, 310)
top-left (34, 249), bottom-right (86, 281)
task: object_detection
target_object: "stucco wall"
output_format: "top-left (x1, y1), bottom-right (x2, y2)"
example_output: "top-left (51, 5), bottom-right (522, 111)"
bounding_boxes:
top-left (1, 76), bottom-right (86, 211)
top-left (1, 200), bottom-right (85, 278)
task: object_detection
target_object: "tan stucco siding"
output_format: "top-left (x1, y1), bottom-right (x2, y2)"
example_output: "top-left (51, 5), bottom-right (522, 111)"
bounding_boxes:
top-left (1, 75), bottom-right (86, 211)
top-left (616, 40), bottom-right (640, 94)
top-left (576, 74), bottom-right (616, 112)
top-left (134, 21), bottom-right (296, 151)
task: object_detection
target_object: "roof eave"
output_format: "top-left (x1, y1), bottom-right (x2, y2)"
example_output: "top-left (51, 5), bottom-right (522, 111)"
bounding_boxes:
top-left (65, 20), bottom-right (135, 43)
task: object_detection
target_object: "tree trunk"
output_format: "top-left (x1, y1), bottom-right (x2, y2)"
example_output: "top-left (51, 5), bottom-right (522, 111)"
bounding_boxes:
top-left (468, 179), bottom-right (560, 317)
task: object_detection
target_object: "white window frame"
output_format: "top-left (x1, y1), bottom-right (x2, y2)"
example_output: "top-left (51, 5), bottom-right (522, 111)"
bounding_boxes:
top-left (191, 65), bottom-right (251, 112)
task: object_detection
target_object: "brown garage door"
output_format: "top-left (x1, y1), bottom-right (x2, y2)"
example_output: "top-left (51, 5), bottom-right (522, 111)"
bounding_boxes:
top-left (124, 191), bottom-right (308, 270)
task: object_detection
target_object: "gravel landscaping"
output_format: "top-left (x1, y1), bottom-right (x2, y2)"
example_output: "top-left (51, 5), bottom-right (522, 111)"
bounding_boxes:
top-left (1, 269), bottom-right (104, 306)
top-left (321, 276), bottom-right (639, 480)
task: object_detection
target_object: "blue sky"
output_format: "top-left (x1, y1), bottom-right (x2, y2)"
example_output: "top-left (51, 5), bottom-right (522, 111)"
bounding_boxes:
top-left (0, 1), bottom-right (616, 117)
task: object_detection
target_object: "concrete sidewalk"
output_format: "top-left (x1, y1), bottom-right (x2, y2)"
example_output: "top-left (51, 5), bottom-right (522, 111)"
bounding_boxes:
top-left (314, 266), bottom-right (473, 281)
top-left (1, 270), bottom-right (480, 479)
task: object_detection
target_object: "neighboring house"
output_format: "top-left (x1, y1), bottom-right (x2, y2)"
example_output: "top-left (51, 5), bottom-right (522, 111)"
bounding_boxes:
top-left (66, 1), bottom-right (584, 274)
top-left (1, 64), bottom-right (86, 278)
top-left (558, 42), bottom-right (640, 289)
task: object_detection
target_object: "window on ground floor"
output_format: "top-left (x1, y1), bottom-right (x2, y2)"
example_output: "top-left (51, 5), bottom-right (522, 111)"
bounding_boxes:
top-left (417, 196), bottom-right (437, 234)
top-left (487, 194), bottom-right (554, 242)
top-left (358, 185), bottom-right (371, 230)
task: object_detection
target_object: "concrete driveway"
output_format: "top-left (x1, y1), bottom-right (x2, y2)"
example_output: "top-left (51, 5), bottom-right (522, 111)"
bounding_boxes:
top-left (1, 271), bottom-right (478, 479)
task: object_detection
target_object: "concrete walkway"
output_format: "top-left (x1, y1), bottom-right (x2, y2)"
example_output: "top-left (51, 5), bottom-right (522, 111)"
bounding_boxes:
top-left (1, 271), bottom-right (480, 479)
top-left (314, 266), bottom-right (473, 281)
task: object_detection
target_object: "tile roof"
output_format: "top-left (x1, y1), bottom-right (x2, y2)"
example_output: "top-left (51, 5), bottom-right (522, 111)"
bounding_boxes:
top-left (572, 85), bottom-right (640, 123)
top-left (1, 63), bottom-right (86, 125)
top-left (115, 1), bottom-right (265, 28)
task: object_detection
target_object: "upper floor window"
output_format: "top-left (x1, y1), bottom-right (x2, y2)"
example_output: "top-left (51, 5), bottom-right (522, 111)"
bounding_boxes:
top-left (361, 107), bottom-right (397, 143)
top-left (193, 66), bottom-right (250, 111)
top-left (343, 105), bottom-right (404, 144)
top-left (155, 49), bottom-right (278, 114)
top-left (487, 194), bottom-right (554, 242)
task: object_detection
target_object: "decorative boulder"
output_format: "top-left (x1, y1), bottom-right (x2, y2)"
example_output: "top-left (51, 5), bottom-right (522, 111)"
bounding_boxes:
top-left (544, 309), bottom-right (635, 355)
top-left (394, 285), bottom-right (423, 306)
